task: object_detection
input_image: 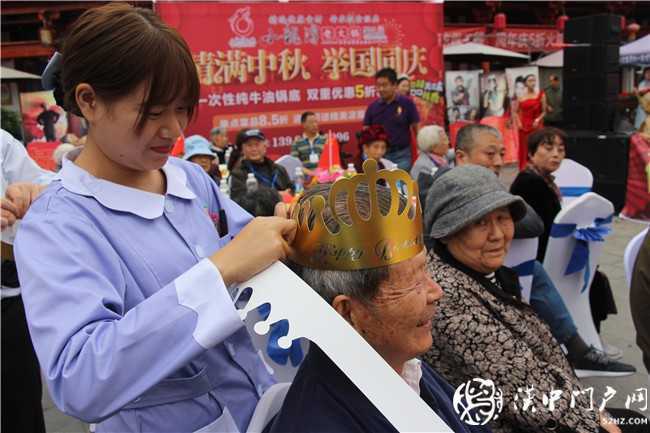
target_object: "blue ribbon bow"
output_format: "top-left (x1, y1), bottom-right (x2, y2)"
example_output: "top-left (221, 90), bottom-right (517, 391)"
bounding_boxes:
top-left (549, 214), bottom-right (613, 293)
top-left (559, 186), bottom-right (592, 197)
top-left (257, 304), bottom-right (304, 367)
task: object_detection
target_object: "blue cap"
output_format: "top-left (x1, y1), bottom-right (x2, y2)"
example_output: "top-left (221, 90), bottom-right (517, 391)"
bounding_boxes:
top-left (183, 135), bottom-right (217, 161)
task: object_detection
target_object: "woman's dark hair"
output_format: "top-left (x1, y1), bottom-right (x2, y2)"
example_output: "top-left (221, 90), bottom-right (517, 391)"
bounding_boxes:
top-left (227, 128), bottom-right (255, 171)
top-left (524, 74), bottom-right (535, 81)
top-left (527, 127), bottom-right (567, 157)
top-left (59, 3), bottom-right (199, 132)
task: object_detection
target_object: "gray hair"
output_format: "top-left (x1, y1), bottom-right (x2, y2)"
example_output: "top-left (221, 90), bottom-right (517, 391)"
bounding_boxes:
top-left (416, 125), bottom-right (446, 152)
top-left (294, 182), bottom-right (406, 304)
top-left (455, 124), bottom-right (502, 154)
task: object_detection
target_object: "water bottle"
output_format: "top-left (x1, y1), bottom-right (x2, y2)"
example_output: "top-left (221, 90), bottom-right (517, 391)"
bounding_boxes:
top-left (246, 173), bottom-right (258, 193)
top-left (346, 163), bottom-right (357, 177)
top-left (219, 178), bottom-right (230, 196)
top-left (294, 167), bottom-right (305, 194)
top-left (225, 147), bottom-right (233, 165)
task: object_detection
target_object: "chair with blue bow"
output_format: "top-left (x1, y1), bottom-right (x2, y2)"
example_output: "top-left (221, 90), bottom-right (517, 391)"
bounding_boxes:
top-left (543, 192), bottom-right (613, 351)
top-left (504, 237), bottom-right (539, 303)
top-left (553, 158), bottom-right (593, 207)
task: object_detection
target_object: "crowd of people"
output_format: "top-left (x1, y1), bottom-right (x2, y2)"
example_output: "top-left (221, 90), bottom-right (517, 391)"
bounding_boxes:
top-left (1, 4), bottom-right (649, 433)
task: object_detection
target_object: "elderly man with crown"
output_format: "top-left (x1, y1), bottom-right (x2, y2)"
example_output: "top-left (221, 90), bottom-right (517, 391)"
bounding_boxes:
top-left (264, 160), bottom-right (491, 433)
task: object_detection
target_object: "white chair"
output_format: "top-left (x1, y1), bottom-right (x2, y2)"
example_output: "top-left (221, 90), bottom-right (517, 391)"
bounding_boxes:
top-left (624, 227), bottom-right (649, 288)
top-left (553, 158), bottom-right (593, 207)
top-left (246, 382), bottom-right (291, 433)
top-left (275, 155), bottom-right (303, 181)
top-left (543, 192), bottom-right (613, 352)
top-left (504, 237), bottom-right (539, 303)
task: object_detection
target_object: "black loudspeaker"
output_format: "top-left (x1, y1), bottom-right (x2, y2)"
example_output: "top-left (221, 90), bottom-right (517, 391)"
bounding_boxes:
top-left (564, 45), bottom-right (620, 74)
top-left (564, 131), bottom-right (629, 212)
top-left (563, 100), bottom-right (617, 131)
top-left (564, 14), bottom-right (621, 45)
top-left (564, 72), bottom-right (620, 101)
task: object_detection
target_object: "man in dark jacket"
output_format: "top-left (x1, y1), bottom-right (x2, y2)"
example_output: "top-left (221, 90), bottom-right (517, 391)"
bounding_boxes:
top-left (229, 129), bottom-right (292, 200)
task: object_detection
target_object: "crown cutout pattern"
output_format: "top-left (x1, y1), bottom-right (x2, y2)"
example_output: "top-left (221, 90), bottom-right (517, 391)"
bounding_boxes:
top-left (290, 159), bottom-right (423, 270)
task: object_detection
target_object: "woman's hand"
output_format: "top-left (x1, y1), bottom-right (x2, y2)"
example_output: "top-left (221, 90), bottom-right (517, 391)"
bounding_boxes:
top-left (210, 216), bottom-right (297, 286)
top-left (1, 183), bottom-right (47, 229)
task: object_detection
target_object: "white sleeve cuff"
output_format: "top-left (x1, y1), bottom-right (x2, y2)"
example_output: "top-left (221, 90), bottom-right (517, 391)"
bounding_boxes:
top-left (175, 258), bottom-right (243, 349)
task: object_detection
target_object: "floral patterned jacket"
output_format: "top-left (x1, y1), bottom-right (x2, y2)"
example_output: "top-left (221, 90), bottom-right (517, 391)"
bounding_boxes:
top-left (423, 251), bottom-right (600, 433)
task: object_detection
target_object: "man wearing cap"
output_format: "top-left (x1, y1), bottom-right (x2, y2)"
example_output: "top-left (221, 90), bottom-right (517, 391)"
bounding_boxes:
top-left (229, 129), bottom-right (291, 200)
top-left (209, 127), bottom-right (232, 165)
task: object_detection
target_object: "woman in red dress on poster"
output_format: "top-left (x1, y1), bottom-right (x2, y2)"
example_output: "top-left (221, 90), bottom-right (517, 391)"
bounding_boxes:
top-left (516, 74), bottom-right (547, 170)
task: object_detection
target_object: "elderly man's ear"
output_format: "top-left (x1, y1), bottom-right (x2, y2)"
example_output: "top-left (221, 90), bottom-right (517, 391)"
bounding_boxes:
top-left (332, 295), bottom-right (367, 333)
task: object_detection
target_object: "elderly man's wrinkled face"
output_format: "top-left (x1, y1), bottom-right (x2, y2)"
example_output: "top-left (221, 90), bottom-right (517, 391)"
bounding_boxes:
top-left (334, 250), bottom-right (442, 371)
top-left (446, 207), bottom-right (514, 274)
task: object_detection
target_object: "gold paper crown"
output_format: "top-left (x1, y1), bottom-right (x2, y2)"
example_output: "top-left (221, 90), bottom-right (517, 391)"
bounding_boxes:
top-left (290, 159), bottom-right (423, 270)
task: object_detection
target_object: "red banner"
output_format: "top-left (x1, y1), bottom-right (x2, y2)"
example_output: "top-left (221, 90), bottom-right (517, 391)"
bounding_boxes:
top-left (444, 26), bottom-right (561, 53)
top-left (157, 1), bottom-right (444, 159)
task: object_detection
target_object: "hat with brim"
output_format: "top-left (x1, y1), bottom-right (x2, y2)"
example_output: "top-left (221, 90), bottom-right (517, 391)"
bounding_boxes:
top-left (236, 129), bottom-right (266, 148)
top-left (424, 165), bottom-right (527, 240)
top-left (183, 135), bottom-right (217, 161)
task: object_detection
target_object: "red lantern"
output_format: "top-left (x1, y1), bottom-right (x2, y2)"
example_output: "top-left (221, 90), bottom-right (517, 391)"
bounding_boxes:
top-left (556, 15), bottom-right (569, 32)
top-left (494, 13), bottom-right (506, 32)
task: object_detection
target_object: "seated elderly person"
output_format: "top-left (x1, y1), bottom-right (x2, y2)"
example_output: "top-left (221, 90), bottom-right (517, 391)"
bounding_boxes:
top-left (267, 161), bottom-right (490, 433)
top-left (423, 165), bottom-right (646, 433)
top-left (410, 125), bottom-right (450, 180)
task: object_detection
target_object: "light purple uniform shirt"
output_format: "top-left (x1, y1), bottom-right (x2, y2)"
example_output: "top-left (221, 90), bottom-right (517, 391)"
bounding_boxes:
top-left (15, 156), bottom-right (274, 432)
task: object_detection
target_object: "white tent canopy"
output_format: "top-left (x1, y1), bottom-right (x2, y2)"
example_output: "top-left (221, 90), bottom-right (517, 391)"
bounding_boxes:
top-left (0, 66), bottom-right (41, 80)
top-left (620, 34), bottom-right (650, 65)
top-left (532, 50), bottom-right (563, 68)
top-left (534, 35), bottom-right (650, 68)
top-left (443, 42), bottom-right (530, 59)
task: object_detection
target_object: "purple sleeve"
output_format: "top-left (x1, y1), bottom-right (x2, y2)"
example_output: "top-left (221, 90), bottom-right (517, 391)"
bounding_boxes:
top-left (405, 98), bottom-right (420, 125)
top-left (363, 104), bottom-right (372, 126)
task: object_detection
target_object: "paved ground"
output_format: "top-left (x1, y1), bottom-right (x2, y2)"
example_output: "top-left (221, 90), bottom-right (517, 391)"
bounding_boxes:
top-left (42, 164), bottom-right (650, 431)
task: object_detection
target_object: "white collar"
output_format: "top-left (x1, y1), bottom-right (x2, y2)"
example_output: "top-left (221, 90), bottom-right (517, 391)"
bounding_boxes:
top-left (401, 358), bottom-right (423, 395)
top-left (56, 156), bottom-right (196, 219)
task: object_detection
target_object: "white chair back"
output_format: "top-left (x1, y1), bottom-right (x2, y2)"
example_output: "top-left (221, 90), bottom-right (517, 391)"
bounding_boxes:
top-left (624, 227), bottom-right (649, 288)
top-left (246, 382), bottom-right (291, 433)
top-left (553, 158), bottom-right (594, 207)
top-left (543, 192), bottom-right (613, 350)
top-left (504, 237), bottom-right (539, 303)
top-left (275, 155), bottom-right (303, 181)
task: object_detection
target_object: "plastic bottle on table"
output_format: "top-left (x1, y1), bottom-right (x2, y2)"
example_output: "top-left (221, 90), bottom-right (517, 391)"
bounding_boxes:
top-left (346, 163), bottom-right (357, 177)
top-left (246, 173), bottom-right (258, 193)
top-left (294, 167), bottom-right (305, 194)
top-left (219, 178), bottom-right (230, 196)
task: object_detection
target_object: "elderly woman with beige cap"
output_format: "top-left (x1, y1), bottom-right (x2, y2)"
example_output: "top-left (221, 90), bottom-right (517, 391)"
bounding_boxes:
top-left (422, 165), bottom-right (645, 433)
top-left (410, 125), bottom-right (449, 180)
